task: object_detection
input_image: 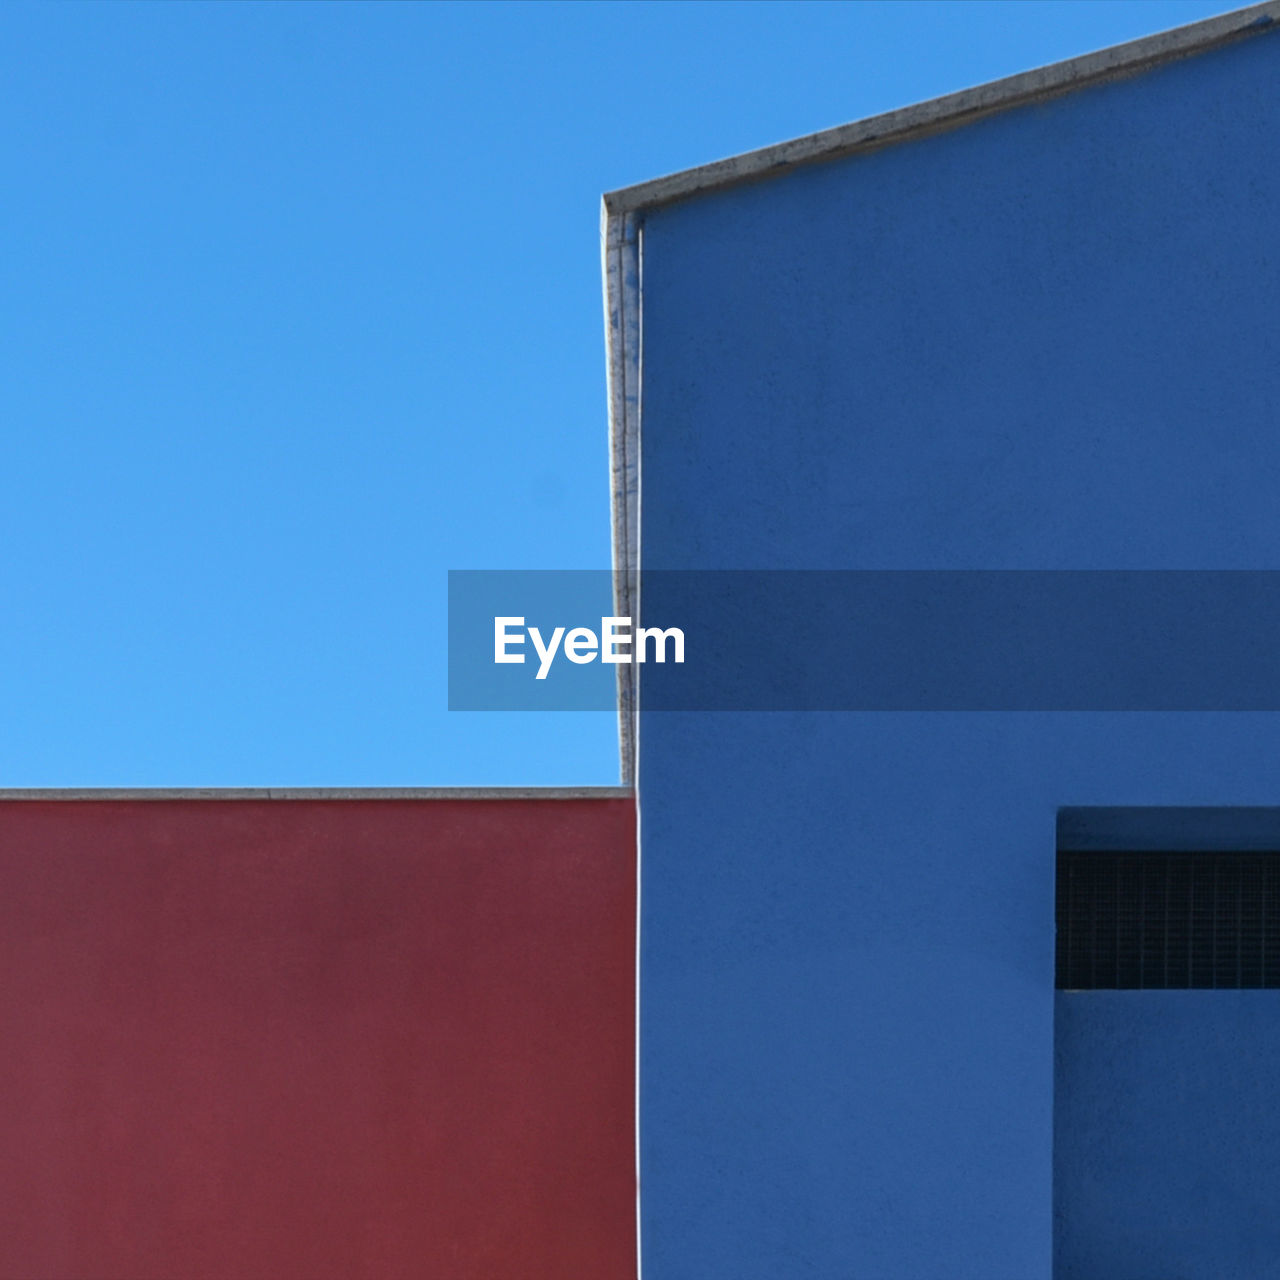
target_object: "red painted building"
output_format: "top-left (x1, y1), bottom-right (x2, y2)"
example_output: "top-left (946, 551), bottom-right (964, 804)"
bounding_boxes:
top-left (0, 790), bottom-right (635, 1280)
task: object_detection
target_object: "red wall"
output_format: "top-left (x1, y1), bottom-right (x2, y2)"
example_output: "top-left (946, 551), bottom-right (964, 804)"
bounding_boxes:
top-left (0, 797), bottom-right (635, 1280)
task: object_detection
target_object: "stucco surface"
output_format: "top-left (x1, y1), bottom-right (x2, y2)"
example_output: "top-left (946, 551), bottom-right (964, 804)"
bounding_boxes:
top-left (1056, 992), bottom-right (1280, 1278)
top-left (637, 28), bottom-right (1280, 1278)
top-left (0, 798), bottom-right (636, 1279)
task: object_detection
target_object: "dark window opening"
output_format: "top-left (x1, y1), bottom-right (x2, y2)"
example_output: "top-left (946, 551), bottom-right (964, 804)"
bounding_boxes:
top-left (1056, 850), bottom-right (1280, 989)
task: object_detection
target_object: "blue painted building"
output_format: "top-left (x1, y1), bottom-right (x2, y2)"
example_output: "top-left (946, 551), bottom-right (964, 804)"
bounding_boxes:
top-left (604, 5), bottom-right (1280, 1276)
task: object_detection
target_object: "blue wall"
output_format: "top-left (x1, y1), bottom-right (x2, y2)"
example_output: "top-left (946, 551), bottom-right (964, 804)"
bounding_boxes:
top-left (637, 28), bottom-right (1280, 1279)
top-left (1056, 992), bottom-right (1280, 1279)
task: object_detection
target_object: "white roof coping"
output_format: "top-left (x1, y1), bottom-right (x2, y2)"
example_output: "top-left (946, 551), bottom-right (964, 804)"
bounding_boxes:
top-left (0, 787), bottom-right (633, 801)
top-left (604, 3), bottom-right (1279, 216)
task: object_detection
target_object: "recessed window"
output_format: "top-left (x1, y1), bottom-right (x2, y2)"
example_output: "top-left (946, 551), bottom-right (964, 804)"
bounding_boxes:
top-left (1056, 849), bottom-right (1280, 989)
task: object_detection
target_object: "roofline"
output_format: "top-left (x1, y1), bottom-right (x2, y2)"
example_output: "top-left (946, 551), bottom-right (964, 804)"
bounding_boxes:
top-left (603, 2), bottom-right (1279, 217)
top-left (603, 207), bottom-right (641, 787)
top-left (0, 787), bottom-right (633, 801)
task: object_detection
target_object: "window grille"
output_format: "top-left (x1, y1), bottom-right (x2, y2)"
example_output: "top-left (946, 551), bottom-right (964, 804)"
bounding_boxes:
top-left (1055, 850), bottom-right (1280, 989)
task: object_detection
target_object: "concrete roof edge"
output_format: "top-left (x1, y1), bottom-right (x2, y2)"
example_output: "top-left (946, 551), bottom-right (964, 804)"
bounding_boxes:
top-left (0, 787), bottom-right (634, 801)
top-left (603, 205), bottom-right (640, 787)
top-left (602, 2), bottom-right (1280, 216)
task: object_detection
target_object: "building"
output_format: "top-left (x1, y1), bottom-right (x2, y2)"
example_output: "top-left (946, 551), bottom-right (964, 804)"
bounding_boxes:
top-left (0, 791), bottom-right (635, 1279)
top-left (604, 4), bottom-right (1280, 1277)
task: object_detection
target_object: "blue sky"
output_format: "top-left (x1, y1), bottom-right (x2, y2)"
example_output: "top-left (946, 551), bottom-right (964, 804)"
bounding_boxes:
top-left (0, 0), bottom-right (1239, 786)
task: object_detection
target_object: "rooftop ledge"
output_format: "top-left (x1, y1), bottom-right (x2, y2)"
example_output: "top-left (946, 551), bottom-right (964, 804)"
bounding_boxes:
top-left (0, 788), bottom-right (634, 801)
top-left (601, 1), bottom-right (1280, 217)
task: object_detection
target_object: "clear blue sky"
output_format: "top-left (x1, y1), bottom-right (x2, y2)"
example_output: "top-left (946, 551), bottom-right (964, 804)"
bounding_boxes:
top-left (0, 0), bottom-right (1239, 786)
